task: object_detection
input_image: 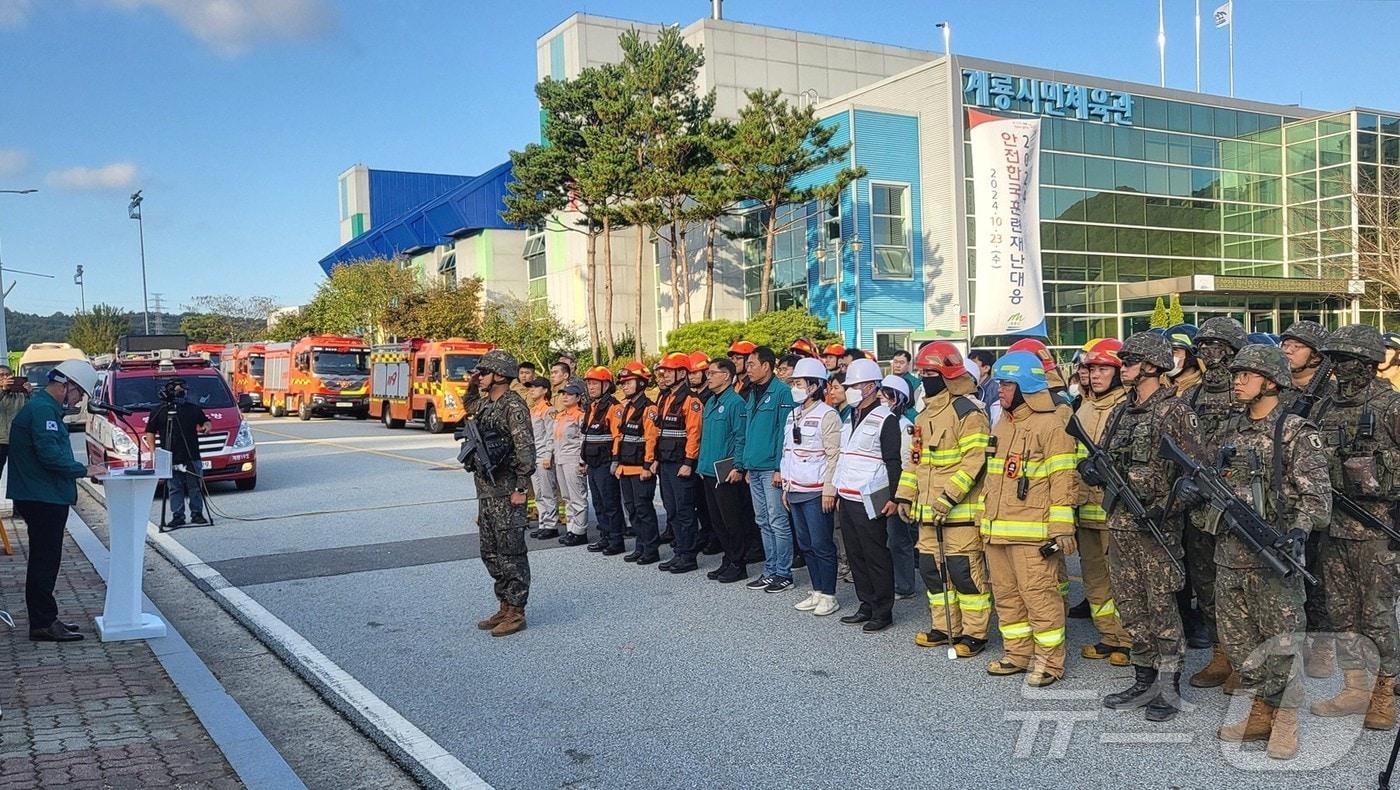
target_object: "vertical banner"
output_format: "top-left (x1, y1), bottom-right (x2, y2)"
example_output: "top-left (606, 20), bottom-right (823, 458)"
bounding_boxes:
top-left (969, 109), bottom-right (1046, 337)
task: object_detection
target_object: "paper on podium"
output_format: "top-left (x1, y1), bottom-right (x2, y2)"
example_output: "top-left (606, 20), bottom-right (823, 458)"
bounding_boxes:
top-left (98, 448), bottom-right (172, 481)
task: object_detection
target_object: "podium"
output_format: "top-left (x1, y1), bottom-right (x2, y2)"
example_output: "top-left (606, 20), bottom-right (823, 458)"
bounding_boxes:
top-left (94, 450), bottom-right (171, 641)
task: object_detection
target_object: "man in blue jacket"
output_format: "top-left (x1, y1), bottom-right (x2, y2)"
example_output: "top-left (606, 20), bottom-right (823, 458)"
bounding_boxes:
top-left (8, 360), bottom-right (107, 642)
top-left (697, 358), bottom-right (752, 583)
top-left (740, 347), bottom-right (796, 593)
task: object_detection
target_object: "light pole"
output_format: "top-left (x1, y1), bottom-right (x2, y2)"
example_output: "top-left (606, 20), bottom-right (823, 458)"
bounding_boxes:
top-left (936, 21), bottom-right (950, 55)
top-left (74, 265), bottom-right (85, 312)
top-left (129, 190), bottom-right (149, 333)
top-left (0, 188), bottom-right (38, 360)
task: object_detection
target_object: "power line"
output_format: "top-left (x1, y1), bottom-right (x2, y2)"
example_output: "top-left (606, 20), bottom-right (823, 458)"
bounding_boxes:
top-left (149, 292), bottom-right (166, 333)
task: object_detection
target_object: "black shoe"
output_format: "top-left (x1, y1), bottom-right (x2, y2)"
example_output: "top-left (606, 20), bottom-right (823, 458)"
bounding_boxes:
top-left (167, 515), bottom-right (187, 528)
top-left (1103, 666), bottom-right (1161, 710)
top-left (669, 559), bottom-right (699, 574)
top-left (792, 553), bottom-right (806, 569)
top-left (1068, 598), bottom-right (1092, 619)
top-left (535, 528), bottom-right (560, 540)
top-left (560, 532), bottom-right (589, 547)
top-left (745, 575), bottom-right (772, 590)
top-left (623, 551), bottom-right (643, 563)
top-left (29, 624), bottom-right (83, 642)
top-left (1144, 673), bottom-right (1183, 722)
top-left (602, 545), bottom-right (626, 556)
top-left (764, 577), bottom-right (795, 593)
top-left (862, 618), bottom-right (893, 632)
top-left (191, 512), bottom-right (207, 525)
top-left (624, 528), bottom-right (636, 538)
top-left (701, 543), bottom-right (724, 556)
top-left (659, 559), bottom-right (676, 571)
top-left (657, 530), bottom-right (675, 545)
top-left (840, 609), bottom-right (873, 625)
top-left (634, 552), bottom-right (661, 565)
top-left (587, 540), bottom-right (608, 552)
top-left (529, 527), bottom-right (543, 539)
top-left (716, 565), bottom-right (746, 583)
top-left (706, 563), bottom-right (730, 580)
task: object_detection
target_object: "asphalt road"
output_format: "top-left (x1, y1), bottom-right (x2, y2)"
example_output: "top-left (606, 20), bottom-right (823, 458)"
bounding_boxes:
top-left (90, 413), bottom-right (1400, 789)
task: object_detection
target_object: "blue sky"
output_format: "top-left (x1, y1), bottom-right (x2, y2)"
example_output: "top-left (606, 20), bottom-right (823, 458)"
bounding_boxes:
top-left (1, 0), bottom-right (1396, 318)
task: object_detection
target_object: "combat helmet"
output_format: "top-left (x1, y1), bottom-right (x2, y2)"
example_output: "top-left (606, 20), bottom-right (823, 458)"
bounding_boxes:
top-left (1196, 317), bottom-right (1248, 351)
top-left (1120, 331), bottom-right (1174, 371)
top-left (1322, 324), bottom-right (1385, 363)
top-left (476, 350), bottom-right (520, 379)
top-left (1280, 320), bottom-right (1329, 352)
top-left (1229, 344), bottom-right (1291, 388)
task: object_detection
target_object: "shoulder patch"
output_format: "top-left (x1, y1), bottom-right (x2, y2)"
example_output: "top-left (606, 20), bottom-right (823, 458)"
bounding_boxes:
top-left (688, 400), bottom-right (702, 413)
top-left (45, 420), bottom-right (59, 432)
top-left (952, 396), bottom-right (979, 420)
top-left (1308, 433), bottom-right (1323, 449)
top-left (1186, 413), bottom-right (1199, 430)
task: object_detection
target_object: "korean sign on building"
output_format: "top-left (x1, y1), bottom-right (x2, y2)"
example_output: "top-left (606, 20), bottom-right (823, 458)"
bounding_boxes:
top-left (964, 69), bottom-right (1135, 126)
top-left (969, 109), bottom-right (1046, 337)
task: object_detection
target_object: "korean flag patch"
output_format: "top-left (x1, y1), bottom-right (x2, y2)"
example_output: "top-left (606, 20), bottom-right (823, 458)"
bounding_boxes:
top-left (45, 420), bottom-right (59, 432)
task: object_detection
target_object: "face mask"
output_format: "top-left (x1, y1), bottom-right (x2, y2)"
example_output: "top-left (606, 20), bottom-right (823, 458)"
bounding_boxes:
top-left (1067, 382), bottom-right (1082, 399)
top-left (845, 386), bottom-right (865, 408)
top-left (921, 375), bottom-right (946, 398)
top-left (1168, 357), bottom-right (1184, 377)
top-left (1334, 357), bottom-right (1375, 398)
top-left (790, 385), bottom-right (809, 403)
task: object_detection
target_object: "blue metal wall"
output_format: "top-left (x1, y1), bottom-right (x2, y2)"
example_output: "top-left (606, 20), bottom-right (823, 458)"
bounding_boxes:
top-left (367, 170), bottom-right (472, 229)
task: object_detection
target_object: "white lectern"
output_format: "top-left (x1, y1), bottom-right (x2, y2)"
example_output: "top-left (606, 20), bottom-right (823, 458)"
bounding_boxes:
top-left (94, 449), bottom-right (171, 641)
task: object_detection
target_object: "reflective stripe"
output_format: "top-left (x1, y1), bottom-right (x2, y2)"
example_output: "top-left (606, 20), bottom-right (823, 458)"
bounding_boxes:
top-left (980, 519), bottom-right (1050, 540)
top-left (1001, 621), bottom-right (1033, 640)
top-left (1090, 599), bottom-right (1118, 618)
top-left (927, 590), bottom-right (959, 607)
top-left (1080, 503), bottom-right (1107, 522)
top-left (899, 471), bottom-right (919, 490)
top-left (922, 448), bottom-right (963, 464)
top-left (986, 453), bottom-right (1077, 479)
top-left (959, 432), bottom-right (990, 451)
top-left (1033, 626), bottom-right (1066, 648)
top-left (959, 592), bottom-right (992, 612)
top-left (950, 470), bottom-right (975, 494)
top-left (916, 502), bottom-right (978, 523)
top-left (1049, 505), bottom-right (1075, 524)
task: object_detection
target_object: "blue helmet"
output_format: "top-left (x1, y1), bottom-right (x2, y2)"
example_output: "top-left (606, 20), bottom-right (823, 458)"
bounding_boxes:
top-left (992, 351), bottom-right (1049, 394)
top-left (1246, 332), bottom-right (1279, 347)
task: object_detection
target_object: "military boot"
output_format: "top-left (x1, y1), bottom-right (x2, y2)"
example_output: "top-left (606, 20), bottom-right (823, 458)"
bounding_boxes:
top-left (1365, 674), bottom-right (1397, 730)
top-left (1217, 698), bottom-right (1274, 742)
top-left (1267, 707), bottom-right (1299, 760)
top-left (1103, 665), bottom-right (1159, 710)
top-left (1145, 672), bottom-right (1183, 722)
top-left (1310, 669), bottom-right (1373, 717)
top-left (1304, 637), bottom-right (1336, 679)
top-left (476, 601), bottom-right (508, 631)
top-left (1222, 670), bottom-right (1245, 695)
top-left (490, 605), bottom-right (527, 637)
top-left (1190, 645), bottom-right (1233, 688)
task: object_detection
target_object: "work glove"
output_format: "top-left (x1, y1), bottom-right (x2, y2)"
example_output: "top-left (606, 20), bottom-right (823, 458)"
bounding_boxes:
top-left (1281, 528), bottom-right (1308, 565)
top-left (1175, 477), bottom-right (1204, 508)
top-left (927, 495), bottom-right (955, 526)
top-left (1056, 535), bottom-right (1078, 556)
top-left (1076, 458), bottom-right (1103, 488)
top-left (896, 501), bottom-right (914, 523)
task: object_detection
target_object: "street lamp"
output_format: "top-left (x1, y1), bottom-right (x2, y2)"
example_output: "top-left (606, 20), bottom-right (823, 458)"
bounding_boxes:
top-left (0, 188), bottom-right (40, 360)
top-left (936, 21), bottom-right (951, 55)
top-left (129, 190), bottom-right (149, 333)
top-left (74, 265), bottom-right (85, 312)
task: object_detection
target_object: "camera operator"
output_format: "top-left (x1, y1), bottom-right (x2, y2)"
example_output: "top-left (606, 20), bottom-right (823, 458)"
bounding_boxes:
top-left (0, 365), bottom-right (34, 479)
top-left (142, 378), bottom-right (210, 527)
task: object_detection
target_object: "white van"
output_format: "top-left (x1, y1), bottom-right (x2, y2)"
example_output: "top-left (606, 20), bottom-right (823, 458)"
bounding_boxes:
top-left (17, 342), bottom-right (88, 429)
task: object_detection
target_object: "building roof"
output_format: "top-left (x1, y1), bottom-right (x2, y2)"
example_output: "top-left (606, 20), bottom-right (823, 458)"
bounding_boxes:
top-left (367, 169), bottom-right (473, 228)
top-left (319, 160), bottom-right (521, 273)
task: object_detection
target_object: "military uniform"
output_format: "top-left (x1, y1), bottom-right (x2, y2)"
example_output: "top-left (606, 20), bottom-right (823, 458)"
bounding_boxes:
top-left (1072, 378), bottom-right (1131, 657)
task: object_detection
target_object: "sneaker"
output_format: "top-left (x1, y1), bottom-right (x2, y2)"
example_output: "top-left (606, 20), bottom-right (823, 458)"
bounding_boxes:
top-left (894, 591), bottom-right (918, 601)
top-left (813, 594), bottom-right (841, 617)
top-left (764, 577), bottom-right (795, 594)
top-left (559, 532), bottom-right (589, 547)
top-left (745, 575), bottom-right (772, 591)
top-left (794, 591), bottom-right (821, 611)
top-left (191, 513), bottom-right (207, 525)
top-left (167, 515), bottom-right (187, 528)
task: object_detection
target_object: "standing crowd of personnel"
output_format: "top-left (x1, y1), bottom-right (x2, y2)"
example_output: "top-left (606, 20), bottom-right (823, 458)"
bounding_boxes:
top-left (458, 322), bottom-right (1400, 762)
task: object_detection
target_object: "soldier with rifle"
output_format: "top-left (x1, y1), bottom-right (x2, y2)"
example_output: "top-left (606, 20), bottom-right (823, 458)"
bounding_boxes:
top-left (1081, 332), bottom-right (1201, 722)
top-left (1309, 325), bottom-right (1400, 733)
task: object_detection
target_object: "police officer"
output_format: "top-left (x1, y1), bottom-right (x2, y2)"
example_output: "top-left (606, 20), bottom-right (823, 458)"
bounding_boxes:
top-left (613, 361), bottom-right (661, 564)
top-left (1309, 325), bottom-right (1400, 732)
top-left (1180, 317), bottom-right (1249, 688)
top-left (8, 360), bottom-right (107, 642)
top-left (980, 351), bottom-right (1079, 687)
top-left (655, 352), bottom-right (704, 573)
top-left (466, 350), bottom-right (536, 638)
top-left (1210, 344), bottom-right (1330, 760)
top-left (894, 342), bottom-right (991, 657)
top-left (581, 367), bottom-right (627, 555)
top-left (1095, 332), bottom-right (1201, 722)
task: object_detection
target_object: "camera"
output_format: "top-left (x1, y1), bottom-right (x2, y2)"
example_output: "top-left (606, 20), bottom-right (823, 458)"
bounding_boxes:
top-left (160, 378), bottom-right (187, 403)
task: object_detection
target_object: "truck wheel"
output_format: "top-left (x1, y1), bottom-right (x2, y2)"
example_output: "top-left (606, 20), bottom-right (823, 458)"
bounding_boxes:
top-left (270, 400), bottom-right (284, 418)
top-left (424, 405), bottom-right (446, 434)
top-left (235, 475), bottom-right (257, 491)
top-left (298, 399), bottom-right (311, 421)
top-left (383, 403), bottom-right (405, 429)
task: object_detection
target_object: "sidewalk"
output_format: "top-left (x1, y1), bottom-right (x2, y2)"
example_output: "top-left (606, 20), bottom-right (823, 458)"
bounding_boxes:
top-left (0, 512), bottom-right (242, 789)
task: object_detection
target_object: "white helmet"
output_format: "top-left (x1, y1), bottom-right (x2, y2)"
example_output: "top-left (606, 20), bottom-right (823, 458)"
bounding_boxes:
top-left (791, 357), bottom-right (828, 382)
top-left (50, 359), bottom-right (98, 396)
top-left (879, 374), bottom-right (910, 401)
top-left (844, 358), bottom-right (882, 386)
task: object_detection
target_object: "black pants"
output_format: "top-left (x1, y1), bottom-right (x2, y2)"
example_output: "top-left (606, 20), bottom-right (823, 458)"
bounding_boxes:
top-left (693, 475), bottom-right (717, 551)
top-left (839, 497), bottom-right (895, 621)
top-left (619, 474), bottom-right (659, 555)
top-left (15, 500), bottom-right (69, 630)
top-left (0, 443), bottom-right (9, 479)
top-left (586, 464), bottom-right (625, 549)
top-left (703, 475), bottom-right (752, 571)
top-left (658, 462), bottom-right (697, 560)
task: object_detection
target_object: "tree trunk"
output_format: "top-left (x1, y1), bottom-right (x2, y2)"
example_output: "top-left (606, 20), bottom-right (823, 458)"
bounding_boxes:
top-left (602, 212), bottom-right (616, 361)
top-left (585, 222), bottom-right (600, 363)
top-left (667, 221), bottom-right (681, 333)
top-left (635, 223), bottom-right (645, 361)
top-left (678, 219), bottom-right (692, 324)
top-left (760, 202), bottom-right (777, 313)
top-left (704, 218), bottom-right (716, 320)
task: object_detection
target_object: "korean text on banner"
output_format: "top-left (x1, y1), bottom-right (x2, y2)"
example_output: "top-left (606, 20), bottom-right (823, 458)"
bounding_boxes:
top-left (969, 110), bottom-right (1046, 337)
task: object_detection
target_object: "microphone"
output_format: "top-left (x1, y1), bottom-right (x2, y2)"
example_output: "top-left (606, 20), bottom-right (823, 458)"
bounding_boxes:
top-left (89, 400), bottom-right (135, 417)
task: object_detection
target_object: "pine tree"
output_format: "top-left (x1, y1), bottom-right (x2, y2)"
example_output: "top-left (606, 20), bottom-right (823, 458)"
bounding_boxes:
top-left (1150, 296), bottom-right (1169, 328)
top-left (1167, 293), bottom-right (1185, 326)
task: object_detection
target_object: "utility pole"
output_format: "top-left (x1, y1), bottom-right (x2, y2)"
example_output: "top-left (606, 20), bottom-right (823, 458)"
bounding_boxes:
top-left (0, 188), bottom-right (39, 359)
top-left (74, 265), bottom-right (85, 312)
top-left (129, 190), bottom-right (149, 333)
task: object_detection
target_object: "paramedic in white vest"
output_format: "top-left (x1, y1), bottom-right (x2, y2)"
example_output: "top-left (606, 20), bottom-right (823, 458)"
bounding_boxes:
top-left (781, 358), bottom-right (843, 618)
top-left (832, 359), bottom-right (907, 632)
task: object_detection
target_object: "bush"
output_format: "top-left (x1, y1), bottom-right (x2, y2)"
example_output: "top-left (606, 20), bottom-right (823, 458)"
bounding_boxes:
top-left (739, 308), bottom-right (839, 352)
top-left (662, 318), bottom-right (745, 359)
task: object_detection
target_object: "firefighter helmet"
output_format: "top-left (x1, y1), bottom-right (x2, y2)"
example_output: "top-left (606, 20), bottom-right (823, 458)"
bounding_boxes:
top-left (617, 360), bottom-right (653, 383)
top-left (727, 340), bottom-right (756, 356)
top-left (789, 337), bottom-right (820, 359)
top-left (1083, 338), bottom-right (1124, 368)
top-left (1165, 323), bottom-right (1198, 350)
top-left (822, 342), bottom-right (846, 357)
top-left (584, 365), bottom-right (614, 383)
top-left (913, 341), bottom-right (968, 379)
top-left (659, 352), bottom-right (691, 370)
top-left (687, 351), bottom-right (710, 373)
top-left (992, 351), bottom-right (1049, 394)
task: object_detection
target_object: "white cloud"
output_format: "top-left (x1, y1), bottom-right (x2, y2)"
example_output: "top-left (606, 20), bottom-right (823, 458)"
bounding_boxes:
top-left (0, 149), bottom-right (27, 177)
top-left (0, 0), bottom-right (32, 28)
top-left (47, 162), bottom-right (139, 191)
top-left (102, 0), bottom-right (335, 55)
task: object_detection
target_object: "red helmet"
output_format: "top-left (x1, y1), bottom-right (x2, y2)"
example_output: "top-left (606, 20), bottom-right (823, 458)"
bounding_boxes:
top-left (584, 365), bottom-right (614, 383)
top-left (618, 360), bottom-right (652, 383)
top-left (728, 340), bottom-right (756, 356)
top-left (687, 351), bottom-right (709, 373)
top-left (789, 337), bottom-right (819, 359)
top-left (913, 341), bottom-right (969, 379)
top-left (822, 343), bottom-right (846, 357)
top-left (1009, 338), bottom-right (1057, 371)
top-left (1083, 338), bottom-right (1124, 368)
top-left (659, 352), bottom-right (691, 370)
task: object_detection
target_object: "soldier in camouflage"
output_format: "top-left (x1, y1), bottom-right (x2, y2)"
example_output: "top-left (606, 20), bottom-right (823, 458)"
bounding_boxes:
top-left (467, 350), bottom-right (538, 638)
top-left (1277, 319), bottom-right (1337, 678)
top-left (1096, 332), bottom-right (1201, 722)
top-left (1210, 344), bottom-right (1331, 760)
top-left (1308, 325), bottom-right (1400, 731)
top-left (1180, 317), bottom-right (1248, 688)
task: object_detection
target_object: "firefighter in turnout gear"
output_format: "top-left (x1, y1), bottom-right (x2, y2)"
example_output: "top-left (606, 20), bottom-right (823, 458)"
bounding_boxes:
top-left (1096, 332), bottom-right (1202, 722)
top-left (894, 342), bottom-right (991, 657)
top-left (582, 367), bottom-right (627, 555)
top-left (980, 351), bottom-right (1079, 687)
top-left (613, 361), bottom-right (662, 564)
top-left (466, 350), bottom-right (537, 638)
top-left (655, 352), bottom-right (705, 573)
top-left (1309, 324), bottom-right (1400, 732)
top-left (1211, 344), bottom-right (1331, 760)
top-left (1072, 338), bottom-right (1133, 666)
top-left (1181, 316), bottom-right (1249, 689)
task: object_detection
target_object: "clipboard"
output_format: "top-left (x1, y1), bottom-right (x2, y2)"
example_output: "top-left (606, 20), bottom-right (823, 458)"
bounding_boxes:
top-left (863, 481), bottom-right (892, 520)
top-left (713, 457), bottom-right (736, 481)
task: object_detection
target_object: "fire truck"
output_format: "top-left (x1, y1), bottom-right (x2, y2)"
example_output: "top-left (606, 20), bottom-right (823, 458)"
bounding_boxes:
top-left (369, 338), bottom-right (493, 432)
top-left (187, 343), bottom-right (226, 369)
top-left (86, 347), bottom-right (258, 490)
top-left (264, 335), bottom-right (370, 420)
top-left (224, 342), bottom-right (267, 411)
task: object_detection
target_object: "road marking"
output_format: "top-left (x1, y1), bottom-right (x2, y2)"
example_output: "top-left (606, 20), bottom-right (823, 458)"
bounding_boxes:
top-left (253, 426), bottom-right (455, 467)
top-left (80, 478), bottom-right (494, 790)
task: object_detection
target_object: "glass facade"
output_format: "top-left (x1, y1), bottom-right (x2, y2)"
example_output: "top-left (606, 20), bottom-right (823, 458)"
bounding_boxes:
top-left (741, 204), bottom-right (811, 315)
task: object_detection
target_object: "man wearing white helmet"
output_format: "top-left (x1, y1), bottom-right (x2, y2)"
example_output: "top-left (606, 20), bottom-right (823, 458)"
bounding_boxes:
top-left (7, 359), bottom-right (107, 642)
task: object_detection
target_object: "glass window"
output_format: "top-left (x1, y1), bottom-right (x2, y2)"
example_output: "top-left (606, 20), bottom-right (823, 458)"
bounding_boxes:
top-left (1286, 140), bottom-right (1317, 173)
top-left (871, 183), bottom-right (911, 280)
top-left (1318, 115), bottom-right (1350, 136)
top-left (1083, 123), bottom-right (1112, 156)
top-left (1145, 164), bottom-right (1170, 196)
top-left (1084, 157), bottom-right (1116, 190)
top-left (1114, 126), bottom-right (1145, 160)
top-left (1054, 154), bottom-right (1085, 187)
top-left (1214, 107), bottom-right (1237, 138)
top-left (1141, 98), bottom-right (1168, 130)
top-left (1384, 137), bottom-right (1400, 167)
top-left (1144, 130), bottom-right (1169, 163)
top-left (1190, 104), bottom-right (1214, 136)
top-left (1287, 173), bottom-right (1318, 204)
top-left (1085, 192), bottom-right (1114, 223)
top-left (1318, 166), bottom-right (1350, 199)
top-left (1285, 121), bottom-right (1316, 144)
top-left (1318, 133), bottom-right (1350, 168)
top-left (875, 333), bottom-right (911, 363)
top-left (1169, 167), bottom-right (1191, 197)
top-left (1057, 223), bottom-right (1087, 251)
top-left (1056, 119), bottom-right (1083, 153)
top-left (1115, 193), bottom-right (1146, 225)
top-left (1359, 132), bottom-right (1379, 163)
top-left (1358, 113), bottom-right (1380, 132)
top-left (1056, 188), bottom-right (1088, 221)
top-left (1236, 111), bottom-right (1259, 136)
top-left (1087, 225), bottom-right (1116, 253)
top-left (1115, 160), bottom-right (1146, 192)
top-left (1167, 102), bottom-right (1190, 132)
top-left (1190, 138), bottom-right (1218, 168)
top-left (1257, 146), bottom-right (1282, 175)
top-left (1168, 136), bottom-right (1192, 165)
top-left (1383, 116), bottom-right (1400, 135)
top-left (1117, 226), bottom-right (1146, 254)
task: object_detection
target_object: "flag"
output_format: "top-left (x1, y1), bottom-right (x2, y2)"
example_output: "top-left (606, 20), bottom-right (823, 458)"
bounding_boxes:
top-left (1214, 1), bottom-right (1231, 28)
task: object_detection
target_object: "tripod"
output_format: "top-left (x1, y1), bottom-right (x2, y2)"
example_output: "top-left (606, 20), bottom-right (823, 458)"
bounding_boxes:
top-left (156, 401), bottom-right (216, 532)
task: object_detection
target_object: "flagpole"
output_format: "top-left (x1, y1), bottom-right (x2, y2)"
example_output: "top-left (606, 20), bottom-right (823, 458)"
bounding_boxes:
top-left (1228, 0), bottom-right (1235, 97)
top-left (1158, 0), bottom-right (1166, 87)
top-left (1195, 0), bottom-right (1201, 92)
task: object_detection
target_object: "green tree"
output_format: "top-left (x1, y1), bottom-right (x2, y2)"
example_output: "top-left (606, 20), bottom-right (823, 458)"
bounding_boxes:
top-left (1167, 293), bottom-right (1185, 326)
top-left (68, 304), bottom-right (130, 355)
top-left (480, 297), bottom-right (582, 370)
top-left (662, 318), bottom-right (746, 360)
top-left (742, 308), bottom-right (840, 351)
top-left (1150, 296), bottom-right (1169, 328)
top-left (691, 118), bottom-right (744, 320)
top-left (391, 278), bottom-right (484, 340)
top-left (720, 89), bottom-right (865, 313)
top-left (317, 259), bottom-right (418, 343)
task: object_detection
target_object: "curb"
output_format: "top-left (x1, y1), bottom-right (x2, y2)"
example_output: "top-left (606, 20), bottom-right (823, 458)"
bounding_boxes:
top-left (80, 478), bottom-right (493, 790)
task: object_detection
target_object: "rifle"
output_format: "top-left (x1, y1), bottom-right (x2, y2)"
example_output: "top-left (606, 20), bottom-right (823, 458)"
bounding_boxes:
top-left (1158, 435), bottom-right (1317, 584)
top-left (1288, 357), bottom-right (1333, 419)
top-left (455, 417), bottom-right (497, 486)
top-left (1333, 489), bottom-right (1400, 545)
top-left (1066, 415), bottom-right (1183, 575)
